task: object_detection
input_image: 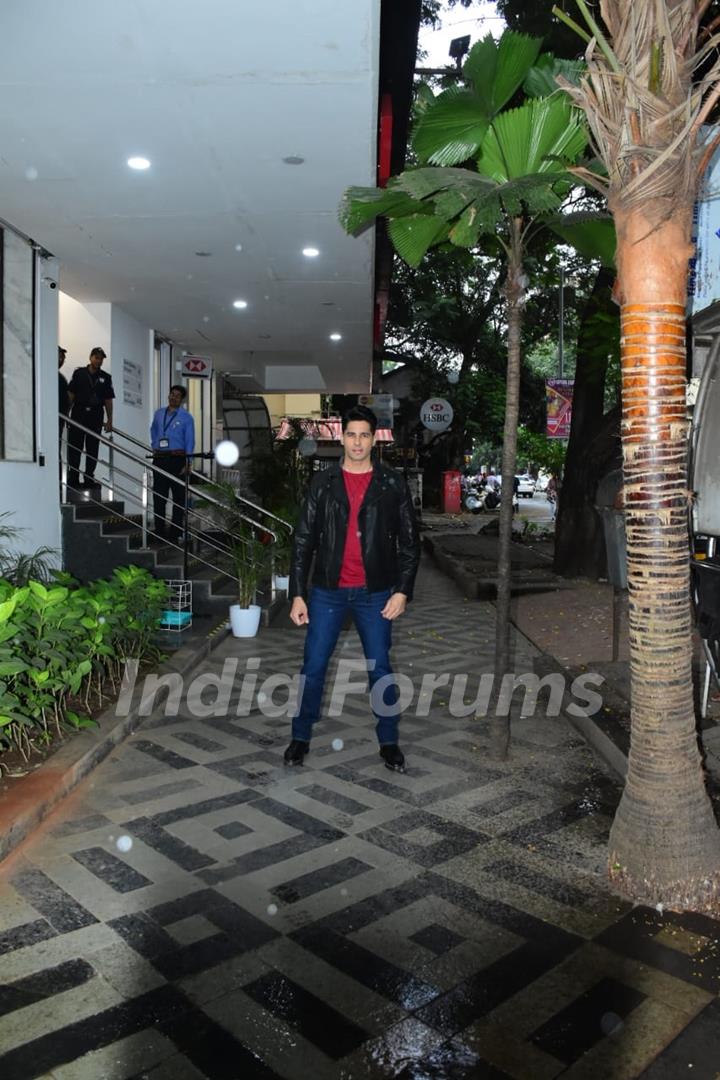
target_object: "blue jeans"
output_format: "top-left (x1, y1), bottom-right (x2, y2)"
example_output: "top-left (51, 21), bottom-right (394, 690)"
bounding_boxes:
top-left (292, 586), bottom-right (400, 745)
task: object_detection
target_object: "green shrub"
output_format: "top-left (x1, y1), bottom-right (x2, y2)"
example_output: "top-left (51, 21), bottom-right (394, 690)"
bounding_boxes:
top-left (0, 566), bottom-right (167, 761)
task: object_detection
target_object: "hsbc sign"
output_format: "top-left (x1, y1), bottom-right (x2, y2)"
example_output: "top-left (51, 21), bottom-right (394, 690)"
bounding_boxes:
top-left (181, 355), bottom-right (213, 378)
top-left (420, 397), bottom-right (453, 433)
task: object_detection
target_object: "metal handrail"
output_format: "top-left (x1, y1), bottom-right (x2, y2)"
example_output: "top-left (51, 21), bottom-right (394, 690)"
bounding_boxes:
top-left (204, 470), bottom-right (294, 534)
top-left (60, 413), bottom-right (275, 537)
top-left (60, 413), bottom-right (274, 593)
top-left (104, 419), bottom-right (292, 534)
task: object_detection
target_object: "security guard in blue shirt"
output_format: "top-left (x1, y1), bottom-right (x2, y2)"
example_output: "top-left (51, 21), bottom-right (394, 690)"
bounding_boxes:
top-left (150, 385), bottom-right (195, 543)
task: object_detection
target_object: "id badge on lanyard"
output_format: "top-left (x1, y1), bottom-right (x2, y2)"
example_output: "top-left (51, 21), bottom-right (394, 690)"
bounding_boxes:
top-left (160, 409), bottom-right (173, 450)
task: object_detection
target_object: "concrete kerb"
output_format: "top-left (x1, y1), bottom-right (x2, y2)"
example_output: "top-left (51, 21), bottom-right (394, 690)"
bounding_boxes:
top-left (424, 534), bottom-right (630, 782)
top-left (0, 620), bottom-right (231, 865)
top-left (423, 535), bottom-right (479, 599)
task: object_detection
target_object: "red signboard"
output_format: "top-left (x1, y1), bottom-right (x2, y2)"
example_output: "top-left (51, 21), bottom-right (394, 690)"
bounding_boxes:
top-left (546, 379), bottom-right (574, 439)
top-left (181, 355), bottom-right (213, 378)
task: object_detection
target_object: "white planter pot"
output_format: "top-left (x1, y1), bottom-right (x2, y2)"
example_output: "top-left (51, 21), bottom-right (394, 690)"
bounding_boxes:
top-left (273, 574), bottom-right (290, 593)
top-left (229, 603), bottom-right (261, 638)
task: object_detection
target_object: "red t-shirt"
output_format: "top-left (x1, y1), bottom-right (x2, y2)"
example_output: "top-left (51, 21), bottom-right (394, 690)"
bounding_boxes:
top-left (338, 468), bottom-right (373, 587)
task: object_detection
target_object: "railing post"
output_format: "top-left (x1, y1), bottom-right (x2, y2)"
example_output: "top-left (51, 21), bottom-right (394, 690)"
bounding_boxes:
top-left (183, 466), bottom-right (190, 581)
top-left (142, 468), bottom-right (148, 548)
top-left (108, 434), bottom-right (114, 500)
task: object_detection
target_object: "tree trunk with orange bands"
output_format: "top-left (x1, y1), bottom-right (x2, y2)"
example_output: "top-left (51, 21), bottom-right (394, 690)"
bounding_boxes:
top-left (608, 209), bottom-right (720, 911)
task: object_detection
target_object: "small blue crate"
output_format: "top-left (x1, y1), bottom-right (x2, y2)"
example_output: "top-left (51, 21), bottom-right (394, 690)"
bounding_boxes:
top-left (160, 609), bottom-right (192, 628)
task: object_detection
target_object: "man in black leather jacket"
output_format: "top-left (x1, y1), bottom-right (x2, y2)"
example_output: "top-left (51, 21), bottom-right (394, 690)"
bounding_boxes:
top-left (285, 406), bottom-right (420, 772)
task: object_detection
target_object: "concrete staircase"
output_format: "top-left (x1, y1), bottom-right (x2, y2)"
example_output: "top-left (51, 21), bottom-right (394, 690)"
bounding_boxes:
top-left (61, 493), bottom-right (282, 622)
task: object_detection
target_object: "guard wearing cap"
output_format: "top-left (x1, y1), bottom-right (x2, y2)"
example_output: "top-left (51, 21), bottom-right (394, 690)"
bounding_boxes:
top-left (67, 347), bottom-right (114, 489)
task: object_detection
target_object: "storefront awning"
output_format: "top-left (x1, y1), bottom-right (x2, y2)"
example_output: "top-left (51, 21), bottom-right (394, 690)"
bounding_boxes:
top-left (276, 418), bottom-right (393, 443)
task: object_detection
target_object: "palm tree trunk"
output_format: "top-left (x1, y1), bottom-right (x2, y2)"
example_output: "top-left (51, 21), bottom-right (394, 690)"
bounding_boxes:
top-left (609, 206), bottom-right (720, 911)
top-left (490, 222), bottom-right (524, 760)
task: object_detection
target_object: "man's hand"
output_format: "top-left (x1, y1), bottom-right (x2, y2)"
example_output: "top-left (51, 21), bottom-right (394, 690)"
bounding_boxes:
top-left (103, 420), bottom-right (113, 433)
top-left (381, 592), bottom-right (407, 620)
top-left (290, 597), bottom-right (309, 626)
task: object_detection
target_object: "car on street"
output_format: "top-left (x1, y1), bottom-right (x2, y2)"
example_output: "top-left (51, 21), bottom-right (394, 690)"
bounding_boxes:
top-left (516, 474), bottom-right (536, 497)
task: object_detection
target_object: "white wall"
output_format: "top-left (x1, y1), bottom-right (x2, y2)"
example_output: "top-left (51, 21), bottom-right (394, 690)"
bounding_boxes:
top-left (58, 293), bottom-right (111, 379)
top-left (58, 294), bottom-right (154, 501)
top-left (111, 305), bottom-right (154, 443)
top-left (110, 305), bottom-right (154, 499)
top-left (0, 254), bottom-right (62, 560)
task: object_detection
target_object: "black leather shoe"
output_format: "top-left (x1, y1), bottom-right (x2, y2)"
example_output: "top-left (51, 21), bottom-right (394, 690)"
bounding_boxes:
top-left (379, 744), bottom-right (406, 773)
top-left (284, 739), bottom-right (309, 766)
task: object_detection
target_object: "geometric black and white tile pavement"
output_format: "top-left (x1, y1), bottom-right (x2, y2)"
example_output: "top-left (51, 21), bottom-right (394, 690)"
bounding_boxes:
top-left (1, 558), bottom-right (720, 1078)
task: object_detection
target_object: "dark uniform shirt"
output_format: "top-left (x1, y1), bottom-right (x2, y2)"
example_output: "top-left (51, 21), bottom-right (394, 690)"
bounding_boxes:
top-left (68, 367), bottom-right (115, 416)
top-left (58, 371), bottom-right (69, 415)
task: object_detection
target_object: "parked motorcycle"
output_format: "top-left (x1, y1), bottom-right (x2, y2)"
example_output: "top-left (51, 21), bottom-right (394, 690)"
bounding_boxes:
top-left (462, 476), bottom-right (500, 513)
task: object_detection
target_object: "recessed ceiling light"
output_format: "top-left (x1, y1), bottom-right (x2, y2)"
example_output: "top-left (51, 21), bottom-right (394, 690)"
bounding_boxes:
top-left (329, 332), bottom-right (342, 342)
top-left (302, 247), bottom-right (320, 258)
top-left (127, 156), bottom-right (151, 170)
top-left (282, 155), bottom-right (305, 165)
top-left (233, 299), bottom-right (248, 309)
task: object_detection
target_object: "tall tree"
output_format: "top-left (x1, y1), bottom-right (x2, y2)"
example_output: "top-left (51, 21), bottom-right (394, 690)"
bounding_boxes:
top-left (497, 0), bottom-right (586, 57)
top-left (554, 263), bottom-right (622, 576)
top-left (341, 31), bottom-right (587, 759)
top-left (559, 0), bottom-right (720, 910)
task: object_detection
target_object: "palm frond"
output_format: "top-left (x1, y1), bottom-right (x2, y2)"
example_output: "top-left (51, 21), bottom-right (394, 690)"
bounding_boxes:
top-left (463, 31), bottom-right (542, 116)
top-left (0, 513), bottom-right (21, 546)
top-left (558, 0), bottom-right (720, 212)
top-left (339, 184), bottom-right (429, 234)
top-left (396, 167), bottom-right (570, 238)
top-left (393, 167), bottom-right (492, 202)
top-left (0, 547), bottom-right (57, 587)
top-left (387, 215), bottom-right (451, 267)
top-left (412, 87), bottom-right (489, 166)
top-left (546, 211), bottom-right (617, 267)
top-left (524, 55), bottom-right (585, 98)
top-left (476, 97), bottom-right (587, 183)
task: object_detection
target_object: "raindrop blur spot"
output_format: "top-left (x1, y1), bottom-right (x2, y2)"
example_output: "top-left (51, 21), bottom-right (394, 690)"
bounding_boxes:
top-left (332, 738), bottom-right (344, 751)
top-left (25, 166), bottom-right (38, 181)
top-left (299, 437), bottom-right (317, 457)
top-left (600, 1012), bottom-right (623, 1037)
top-left (267, 903), bottom-right (278, 916)
top-left (116, 835), bottom-right (133, 853)
top-left (215, 440), bottom-right (240, 467)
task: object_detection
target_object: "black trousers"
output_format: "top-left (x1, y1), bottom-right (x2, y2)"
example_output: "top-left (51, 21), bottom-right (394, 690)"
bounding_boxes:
top-left (153, 455), bottom-right (186, 542)
top-left (67, 408), bottom-right (103, 485)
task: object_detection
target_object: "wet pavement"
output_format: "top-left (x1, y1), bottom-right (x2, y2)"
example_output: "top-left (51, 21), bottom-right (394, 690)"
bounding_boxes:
top-left (1, 559), bottom-right (720, 1078)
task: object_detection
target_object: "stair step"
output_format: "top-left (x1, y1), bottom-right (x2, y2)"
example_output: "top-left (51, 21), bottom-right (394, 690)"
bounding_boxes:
top-left (72, 501), bottom-right (126, 520)
top-left (102, 515), bottom-right (143, 534)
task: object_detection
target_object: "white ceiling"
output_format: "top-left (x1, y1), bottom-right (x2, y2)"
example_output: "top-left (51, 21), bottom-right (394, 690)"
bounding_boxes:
top-left (0, 0), bottom-right (380, 393)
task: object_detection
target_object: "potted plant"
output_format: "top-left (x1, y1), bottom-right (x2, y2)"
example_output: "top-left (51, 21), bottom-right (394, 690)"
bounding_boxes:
top-left (271, 528), bottom-right (292, 594)
top-left (229, 525), bottom-right (269, 638)
top-left (267, 504), bottom-right (297, 594)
